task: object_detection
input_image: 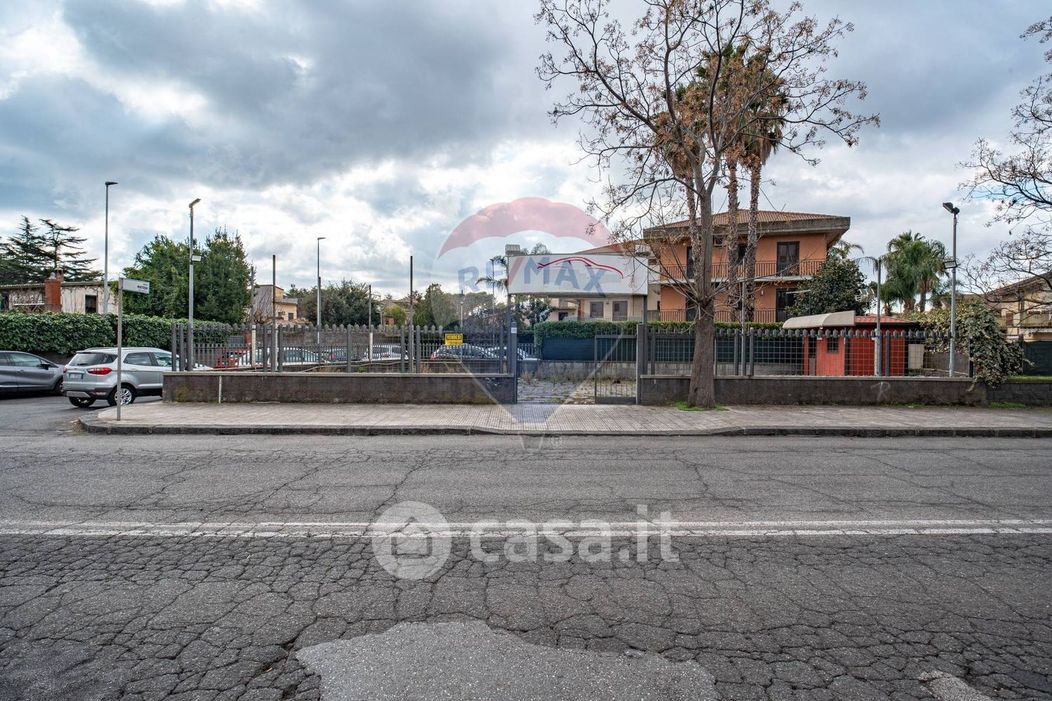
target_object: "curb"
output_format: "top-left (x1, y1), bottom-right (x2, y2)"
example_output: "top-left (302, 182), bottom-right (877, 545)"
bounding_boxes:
top-left (78, 415), bottom-right (1052, 438)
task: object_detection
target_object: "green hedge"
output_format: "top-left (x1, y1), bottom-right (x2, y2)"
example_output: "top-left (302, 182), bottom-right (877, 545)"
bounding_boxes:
top-left (531, 319), bottom-right (780, 354)
top-left (0, 312), bottom-right (233, 357)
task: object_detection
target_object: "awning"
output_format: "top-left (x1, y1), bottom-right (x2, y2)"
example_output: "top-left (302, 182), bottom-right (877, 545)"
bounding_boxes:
top-left (781, 310), bottom-right (857, 329)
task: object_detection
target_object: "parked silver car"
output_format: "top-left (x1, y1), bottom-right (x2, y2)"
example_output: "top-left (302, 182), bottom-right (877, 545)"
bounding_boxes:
top-left (0, 351), bottom-right (64, 396)
top-left (63, 347), bottom-right (173, 408)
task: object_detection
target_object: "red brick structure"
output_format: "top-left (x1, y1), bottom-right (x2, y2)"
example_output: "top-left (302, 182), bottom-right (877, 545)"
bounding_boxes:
top-left (43, 273), bottom-right (63, 312)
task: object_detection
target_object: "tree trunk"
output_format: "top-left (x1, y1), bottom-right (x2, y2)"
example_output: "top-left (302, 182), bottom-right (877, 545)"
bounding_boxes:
top-left (745, 161), bottom-right (761, 321)
top-left (724, 159), bottom-right (739, 322)
top-left (687, 180), bottom-right (716, 409)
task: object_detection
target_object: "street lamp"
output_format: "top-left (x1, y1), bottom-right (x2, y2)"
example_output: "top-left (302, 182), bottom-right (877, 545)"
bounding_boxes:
top-left (103, 181), bottom-right (118, 314)
top-left (861, 256), bottom-right (885, 376)
top-left (942, 202), bottom-right (960, 377)
top-left (316, 236), bottom-right (326, 345)
top-left (188, 198), bottom-right (201, 370)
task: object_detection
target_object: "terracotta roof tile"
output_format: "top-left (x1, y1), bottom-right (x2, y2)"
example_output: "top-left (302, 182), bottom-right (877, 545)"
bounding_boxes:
top-left (657, 210), bottom-right (847, 229)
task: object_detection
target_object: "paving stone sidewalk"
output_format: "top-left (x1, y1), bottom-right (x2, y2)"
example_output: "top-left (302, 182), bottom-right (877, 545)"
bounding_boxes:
top-left (80, 402), bottom-right (1052, 437)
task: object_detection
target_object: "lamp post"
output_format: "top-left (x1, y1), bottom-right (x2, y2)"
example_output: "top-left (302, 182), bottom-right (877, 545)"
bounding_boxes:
top-left (188, 198), bottom-right (201, 370)
top-left (861, 256), bottom-right (884, 376)
top-left (103, 182), bottom-right (118, 314)
top-left (942, 202), bottom-right (960, 377)
top-left (316, 236), bottom-right (326, 345)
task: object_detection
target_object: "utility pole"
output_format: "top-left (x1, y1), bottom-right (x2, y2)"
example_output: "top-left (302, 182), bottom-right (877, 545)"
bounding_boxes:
top-left (316, 236), bottom-right (326, 345)
top-left (874, 258), bottom-right (883, 377)
top-left (103, 181), bottom-right (117, 314)
top-left (942, 203), bottom-right (960, 377)
top-left (271, 255), bottom-right (277, 371)
top-left (187, 198), bottom-right (201, 370)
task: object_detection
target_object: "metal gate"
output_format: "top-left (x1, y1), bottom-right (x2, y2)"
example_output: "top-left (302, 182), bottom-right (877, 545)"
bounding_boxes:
top-left (593, 334), bottom-right (637, 404)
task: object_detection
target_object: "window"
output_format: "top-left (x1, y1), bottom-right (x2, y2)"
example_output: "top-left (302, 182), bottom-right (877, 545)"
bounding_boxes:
top-left (69, 352), bottom-right (117, 366)
top-left (612, 301), bottom-right (628, 321)
top-left (589, 301), bottom-right (604, 319)
top-left (776, 242), bottom-right (800, 275)
top-left (776, 287), bottom-right (796, 322)
top-left (737, 243), bottom-right (748, 264)
top-left (685, 245), bottom-right (694, 279)
top-left (124, 352), bottom-right (155, 366)
top-left (8, 353), bottom-right (43, 367)
top-left (826, 336), bottom-right (839, 352)
top-left (152, 352), bottom-right (173, 368)
top-left (0, 292), bottom-right (8, 311)
top-left (84, 294), bottom-right (98, 314)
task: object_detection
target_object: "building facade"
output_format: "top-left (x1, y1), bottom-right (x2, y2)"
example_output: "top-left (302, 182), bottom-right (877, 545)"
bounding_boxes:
top-left (981, 273), bottom-right (1052, 342)
top-left (647, 210), bottom-right (850, 323)
top-left (0, 274), bottom-right (116, 315)
top-left (249, 285), bottom-right (302, 324)
top-left (553, 211), bottom-right (850, 323)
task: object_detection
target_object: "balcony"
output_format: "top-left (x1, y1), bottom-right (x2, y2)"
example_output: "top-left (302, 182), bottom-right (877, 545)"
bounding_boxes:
top-left (679, 259), bottom-right (824, 282)
top-left (656, 308), bottom-right (783, 323)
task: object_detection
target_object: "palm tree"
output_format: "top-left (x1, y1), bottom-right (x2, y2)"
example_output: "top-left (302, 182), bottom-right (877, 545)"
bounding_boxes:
top-left (829, 240), bottom-right (864, 261)
top-left (477, 254), bottom-right (508, 304)
top-left (740, 60), bottom-right (788, 320)
top-left (884, 231), bottom-right (947, 312)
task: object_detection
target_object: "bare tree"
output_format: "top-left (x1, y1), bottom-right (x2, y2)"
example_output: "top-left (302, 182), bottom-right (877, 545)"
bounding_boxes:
top-left (961, 16), bottom-right (1052, 329)
top-left (962, 227), bottom-right (1051, 318)
top-left (536, 0), bottom-right (876, 406)
top-left (964, 16), bottom-right (1051, 229)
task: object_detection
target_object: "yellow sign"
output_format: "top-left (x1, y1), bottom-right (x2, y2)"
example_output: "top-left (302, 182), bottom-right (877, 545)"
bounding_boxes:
top-left (444, 332), bottom-right (464, 346)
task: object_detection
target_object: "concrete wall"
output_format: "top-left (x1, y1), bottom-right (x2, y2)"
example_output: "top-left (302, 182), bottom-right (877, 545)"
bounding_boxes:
top-left (988, 380), bottom-right (1052, 406)
top-left (638, 375), bottom-right (1004, 406)
top-left (164, 372), bottom-right (516, 404)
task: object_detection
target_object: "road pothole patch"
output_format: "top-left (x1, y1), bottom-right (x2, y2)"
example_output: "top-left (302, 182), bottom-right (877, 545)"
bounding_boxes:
top-left (297, 620), bottom-right (716, 700)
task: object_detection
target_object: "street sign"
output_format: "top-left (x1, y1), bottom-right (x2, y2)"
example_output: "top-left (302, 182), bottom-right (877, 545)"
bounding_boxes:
top-left (121, 278), bottom-right (150, 294)
top-left (444, 332), bottom-right (464, 346)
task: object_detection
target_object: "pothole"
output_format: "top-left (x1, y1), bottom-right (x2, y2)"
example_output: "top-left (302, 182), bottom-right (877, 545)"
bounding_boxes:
top-left (297, 620), bottom-right (715, 700)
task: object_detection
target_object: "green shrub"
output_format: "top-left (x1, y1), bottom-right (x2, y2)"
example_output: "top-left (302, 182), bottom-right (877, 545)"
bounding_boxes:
top-left (0, 312), bottom-right (112, 356)
top-left (914, 301), bottom-right (1025, 387)
top-left (0, 311), bottom-right (233, 357)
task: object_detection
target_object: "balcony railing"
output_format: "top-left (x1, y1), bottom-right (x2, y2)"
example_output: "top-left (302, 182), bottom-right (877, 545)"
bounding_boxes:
top-left (679, 259), bottom-right (824, 281)
top-left (656, 308), bottom-right (784, 323)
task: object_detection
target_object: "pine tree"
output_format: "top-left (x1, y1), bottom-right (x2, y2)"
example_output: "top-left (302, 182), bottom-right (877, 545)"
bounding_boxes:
top-left (39, 219), bottom-right (99, 282)
top-left (2, 216), bottom-right (49, 282)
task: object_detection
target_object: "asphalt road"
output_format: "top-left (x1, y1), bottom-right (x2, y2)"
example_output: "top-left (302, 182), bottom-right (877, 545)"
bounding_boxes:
top-left (0, 395), bottom-right (1050, 700)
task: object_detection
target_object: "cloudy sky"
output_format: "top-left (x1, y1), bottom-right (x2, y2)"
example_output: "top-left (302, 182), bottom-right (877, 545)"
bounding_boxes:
top-left (0, 0), bottom-right (1046, 296)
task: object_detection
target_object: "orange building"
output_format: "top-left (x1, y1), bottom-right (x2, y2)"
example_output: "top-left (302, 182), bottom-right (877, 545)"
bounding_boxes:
top-left (645, 210), bottom-right (850, 323)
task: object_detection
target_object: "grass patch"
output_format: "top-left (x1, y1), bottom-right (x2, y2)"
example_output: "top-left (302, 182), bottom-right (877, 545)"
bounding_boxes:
top-left (989, 401), bottom-right (1027, 409)
top-left (672, 400), bottom-right (728, 412)
top-left (1008, 375), bottom-right (1052, 382)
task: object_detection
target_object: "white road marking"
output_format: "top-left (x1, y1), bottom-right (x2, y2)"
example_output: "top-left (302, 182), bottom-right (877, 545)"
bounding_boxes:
top-left (0, 519), bottom-right (1049, 539)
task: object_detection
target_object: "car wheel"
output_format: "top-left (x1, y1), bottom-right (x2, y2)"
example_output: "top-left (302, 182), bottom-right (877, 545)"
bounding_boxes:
top-left (107, 384), bottom-right (136, 407)
top-left (68, 397), bottom-right (95, 408)
top-left (52, 378), bottom-right (63, 395)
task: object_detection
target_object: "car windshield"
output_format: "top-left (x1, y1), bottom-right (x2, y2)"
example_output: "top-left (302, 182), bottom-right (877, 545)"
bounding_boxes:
top-left (69, 352), bottom-right (117, 366)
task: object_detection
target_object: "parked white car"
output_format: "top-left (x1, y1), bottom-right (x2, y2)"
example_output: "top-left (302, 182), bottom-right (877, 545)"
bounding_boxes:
top-left (63, 347), bottom-right (173, 408)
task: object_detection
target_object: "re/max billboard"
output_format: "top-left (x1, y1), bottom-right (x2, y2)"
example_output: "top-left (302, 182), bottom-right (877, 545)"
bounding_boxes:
top-left (506, 254), bottom-right (650, 297)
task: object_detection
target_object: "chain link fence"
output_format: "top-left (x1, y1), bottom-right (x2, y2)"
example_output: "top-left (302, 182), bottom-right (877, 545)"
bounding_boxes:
top-left (172, 324), bottom-right (511, 375)
top-left (643, 326), bottom-right (965, 378)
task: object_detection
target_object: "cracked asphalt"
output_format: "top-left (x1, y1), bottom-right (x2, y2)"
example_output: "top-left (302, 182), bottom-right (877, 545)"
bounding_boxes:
top-left (0, 395), bottom-right (1050, 700)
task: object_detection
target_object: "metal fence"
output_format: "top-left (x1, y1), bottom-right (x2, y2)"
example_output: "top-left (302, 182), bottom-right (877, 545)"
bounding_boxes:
top-left (643, 326), bottom-right (964, 378)
top-left (172, 323), bottom-right (511, 375)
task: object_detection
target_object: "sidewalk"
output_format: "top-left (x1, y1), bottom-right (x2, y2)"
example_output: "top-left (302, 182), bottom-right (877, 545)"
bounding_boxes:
top-left (79, 402), bottom-right (1052, 437)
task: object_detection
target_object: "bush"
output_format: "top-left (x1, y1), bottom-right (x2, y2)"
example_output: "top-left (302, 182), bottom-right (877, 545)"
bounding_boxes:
top-left (0, 311), bottom-right (234, 357)
top-left (914, 301), bottom-right (1025, 387)
top-left (0, 312), bottom-right (112, 356)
